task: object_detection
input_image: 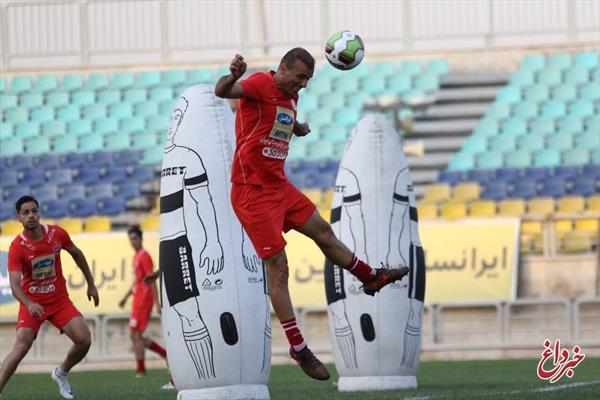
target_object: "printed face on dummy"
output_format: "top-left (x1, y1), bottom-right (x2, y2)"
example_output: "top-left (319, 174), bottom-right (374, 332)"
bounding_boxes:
top-left (277, 59), bottom-right (314, 97)
top-left (166, 97), bottom-right (189, 145)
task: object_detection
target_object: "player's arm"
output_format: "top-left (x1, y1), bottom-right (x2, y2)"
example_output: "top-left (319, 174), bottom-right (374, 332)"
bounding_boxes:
top-left (64, 244), bottom-right (100, 306)
top-left (143, 270), bottom-right (160, 285)
top-left (214, 54), bottom-right (247, 99)
top-left (118, 287), bottom-right (132, 309)
top-left (293, 121), bottom-right (311, 137)
top-left (8, 271), bottom-right (44, 317)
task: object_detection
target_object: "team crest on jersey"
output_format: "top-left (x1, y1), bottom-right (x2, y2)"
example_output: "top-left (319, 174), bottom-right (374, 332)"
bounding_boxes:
top-left (31, 254), bottom-right (56, 280)
top-left (269, 106), bottom-right (294, 142)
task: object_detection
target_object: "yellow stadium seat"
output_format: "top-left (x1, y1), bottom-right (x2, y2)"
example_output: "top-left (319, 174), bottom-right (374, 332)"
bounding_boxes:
top-left (574, 218), bottom-right (599, 236)
top-left (527, 197), bottom-right (555, 217)
top-left (469, 200), bottom-right (496, 217)
top-left (498, 199), bottom-right (526, 216)
top-left (557, 196), bottom-right (585, 214)
top-left (522, 220), bottom-right (542, 235)
top-left (322, 189), bottom-right (334, 209)
top-left (554, 219), bottom-right (572, 239)
top-left (451, 182), bottom-right (480, 202)
top-left (303, 189), bottom-right (324, 208)
top-left (1, 221), bottom-right (22, 236)
top-left (418, 204), bottom-right (438, 219)
top-left (520, 220), bottom-right (543, 254)
top-left (151, 196), bottom-right (160, 215)
top-left (318, 208), bottom-right (331, 222)
top-left (440, 202), bottom-right (467, 220)
top-left (141, 215), bottom-right (160, 231)
top-left (561, 231), bottom-right (594, 253)
top-left (587, 195), bottom-right (600, 214)
top-left (85, 216), bottom-right (111, 232)
top-left (60, 218), bottom-right (83, 234)
top-left (421, 184), bottom-right (451, 205)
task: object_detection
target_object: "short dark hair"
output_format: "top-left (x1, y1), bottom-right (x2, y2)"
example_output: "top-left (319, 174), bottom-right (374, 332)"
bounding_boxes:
top-left (128, 226), bottom-right (143, 240)
top-left (280, 47), bottom-right (315, 70)
top-left (15, 195), bottom-right (39, 213)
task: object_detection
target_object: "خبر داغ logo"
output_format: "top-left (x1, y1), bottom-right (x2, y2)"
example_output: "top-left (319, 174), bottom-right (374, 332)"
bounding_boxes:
top-left (536, 338), bottom-right (585, 383)
top-left (276, 113), bottom-right (293, 125)
top-left (0, 251), bottom-right (15, 305)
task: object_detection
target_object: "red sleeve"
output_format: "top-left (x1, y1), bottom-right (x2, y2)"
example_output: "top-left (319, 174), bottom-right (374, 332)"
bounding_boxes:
top-left (55, 226), bottom-right (74, 250)
top-left (140, 252), bottom-right (154, 275)
top-left (7, 242), bottom-right (22, 272)
top-left (239, 72), bottom-right (267, 100)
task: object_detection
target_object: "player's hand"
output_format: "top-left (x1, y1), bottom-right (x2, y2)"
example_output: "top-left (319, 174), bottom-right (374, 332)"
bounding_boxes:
top-left (230, 54), bottom-right (247, 80)
top-left (143, 271), bottom-right (159, 285)
top-left (87, 285), bottom-right (100, 307)
top-left (294, 122), bottom-right (311, 137)
top-left (118, 298), bottom-right (127, 309)
top-left (200, 241), bottom-right (225, 275)
top-left (27, 302), bottom-right (44, 318)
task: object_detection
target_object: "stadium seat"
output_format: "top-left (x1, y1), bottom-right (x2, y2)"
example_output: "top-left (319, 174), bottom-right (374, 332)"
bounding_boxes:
top-left (569, 100), bottom-right (594, 118)
top-left (134, 101), bottom-right (159, 118)
top-left (26, 137), bottom-right (51, 155)
top-left (511, 180), bottom-right (538, 199)
top-left (540, 101), bottom-right (566, 118)
top-left (551, 84), bottom-right (577, 102)
top-left (546, 134), bottom-right (573, 152)
top-left (447, 154), bottom-right (475, 171)
top-left (554, 219), bottom-right (573, 239)
top-left (557, 117), bottom-right (583, 135)
top-left (527, 197), bottom-right (555, 217)
top-left (71, 90), bottom-right (96, 107)
top-left (0, 122), bottom-right (14, 140)
top-left (67, 119), bottom-right (94, 137)
top-left (9, 76), bottom-right (33, 95)
top-left (87, 183), bottom-right (114, 199)
top-left (501, 118), bottom-right (527, 136)
top-left (62, 153), bottom-right (88, 168)
top-left (162, 70), bottom-right (186, 86)
top-left (489, 136), bottom-right (516, 153)
top-left (5, 154), bottom-right (34, 170)
top-left (53, 135), bottom-right (78, 154)
top-left (498, 199), bottom-right (526, 216)
top-left (564, 67), bottom-right (589, 85)
top-left (141, 215), bottom-right (160, 231)
top-left (82, 104), bottom-right (107, 120)
top-left (552, 165), bottom-right (580, 180)
top-left (587, 195), bottom-right (600, 214)
top-left (466, 169), bottom-right (493, 184)
top-left (557, 196), bottom-right (585, 214)
top-left (15, 121), bottom-right (40, 139)
top-left (509, 70), bottom-right (535, 87)
top-left (473, 119), bottom-right (500, 137)
top-left (575, 51), bottom-right (599, 68)
top-left (538, 180), bottom-right (566, 197)
top-left (469, 200), bottom-right (496, 217)
top-left (482, 182), bottom-right (510, 200)
top-left (111, 72), bottom-right (135, 89)
top-left (0, 170), bottom-right (18, 187)
top-left (504, 150), bottom-right (532, 168)
top-left (462, 136), bottom-right (488, 154)
top-left (30, 106), bottom-right (55, 123)
top-left (33, 184), bottom-right (59, 203)
top-left (85, 73), bottom-right (110, 91)
top-left (129, 165), bottom-right (155, 182)
top-left (418, 204), bottom-right (438, 219)
top-left (95, 118), bottom-right (119, 136)
top-left (69, 199), bottom-right (97, 218)
top-left (135, 71), bottom-right (161, 88)
top-left (78, 134), bottom-right (104, 153)
top-left (529, 119), bottom-right (555, 136)
top-left (569, 179), bottom-right (596, 196)
top-left (437, 170), bottom-right (463, 185)
top-left (61, 75), bottom-right (84, 91)
top-left (387, 75), bottom-right (412, 93)
top-left (19, 169), bottom-right (46, 186)
top-left (187, 69), bottom-right (212, 84)
top-left (97, 89), bottom-right (121, 105)
top-left (547, 53), bottom-right (572, 70)
top-left (97, 197), bottom-right (126, 215)
top-left (6, 108), bottom-right (28, 124)
top-left (561, 231), bottom-right (595, 253)
top-left (85, 216), bottom-right (112, 232)
top-left (33, 75), bottom-right (58, 93)
top-left (576, 132), bottom-right (599, 150)
top-left (73, 167), bottom-right (100, 184)
top-left (109, 103), bottom-right (133, 119)
top-left (477, 152), bottom-right (503, 170)
top-left (451, 183), bottom-right (480, 202)
top-left (485, 103), bottom-right (511, 120)
top-left (1, 221), bottom-right (23, 236)
top-left (513, 102), bottom-right (538, 119)
top-left (520, 54), bottom-right (545, 71)
top-left (1, 94), bottom-right (18, 110)
top-left (521, 220), bottom-right (543, 254)
top-left (141, 147), bottom-right (163, 165)
top-left (496, 86), bottom-right (521, 103)
top-left (537, 68), bottom-right (562, 86)
top-left (580, 84), bottom-right (600, 101)
top-left (533, 149), bottom-right (561, 167)
top-left (46, 168), bottom-right (73, 185)
top-left (563, 149), bottom-right (590, 166)
top-left (41, 200), bottom-right (69, 219)
top-left (60, 218), bottom-right (84, 234)
top-left (124, 88), bottom-right (147, 104)
top-left (56, 105), bottom-right (80, 122)
top-left (523, 167), bottom-right (551, 181)
top-left (421, 184), bottom-right (451, 205)
top-left (115, 181), bottom-right (141, 200)
top-left (440, 202), bottom-right (467, 220)
top-left (20, 93), bottom-right (44, 108)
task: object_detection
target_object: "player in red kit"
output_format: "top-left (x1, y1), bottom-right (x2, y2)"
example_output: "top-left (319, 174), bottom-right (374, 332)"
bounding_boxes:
top-left (118, 227), bottom-right (174, 390)
top-left (215, 49), bottom-right (409, 380)
top-left (0, 196), bottom-right (100, 399)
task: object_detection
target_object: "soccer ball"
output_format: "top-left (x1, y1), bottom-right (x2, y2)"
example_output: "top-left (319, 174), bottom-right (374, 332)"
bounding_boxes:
top-left (325, 30), bottom-right (365, 70)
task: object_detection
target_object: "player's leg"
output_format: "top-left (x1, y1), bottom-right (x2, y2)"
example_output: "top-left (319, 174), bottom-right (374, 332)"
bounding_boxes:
top-left (130, 329), bottom-right (146, 376)
top-left (297, 209), bottom-right (409, 295)
top-left (59, 316), bottom-right (92, 373)
top-left (0, 328), bottom-right (35, 393)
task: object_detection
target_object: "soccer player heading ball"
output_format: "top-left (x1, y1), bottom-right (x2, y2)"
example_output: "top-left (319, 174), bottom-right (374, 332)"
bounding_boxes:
top-left (0, 196), bottom-right (100, 399)
top-left (215, 48), bottom-right (409, 380)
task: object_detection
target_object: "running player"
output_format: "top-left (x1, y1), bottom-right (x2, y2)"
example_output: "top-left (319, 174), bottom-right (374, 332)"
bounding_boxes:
top-left (0, 196), bottom-right (100, 400)
top-left (215, 48), bottom-right (409, 380)
top-left (118, 226), bottom-right (173, 389)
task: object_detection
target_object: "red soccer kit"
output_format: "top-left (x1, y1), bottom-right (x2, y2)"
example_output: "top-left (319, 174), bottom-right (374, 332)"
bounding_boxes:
top-left (8, 224), bottom-right (82, 335)
top-left (231, 71), bottom-right (315, 258)
top-left (129, 249), bottom-right (155, 332)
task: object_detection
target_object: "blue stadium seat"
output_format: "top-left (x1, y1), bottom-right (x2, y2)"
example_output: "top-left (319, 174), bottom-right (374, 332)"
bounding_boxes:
top-left (187, 69), bottom-right (213, 84)
top-left (540, 101), bottom-right (566, 119)
top-left (569, 179), bottom-right (596, 196)
top-left (511, 180), bottom-right (538, 199)
top-left (524, 167), bottom-right (551, 181)
top-left (5, 155), bottom-right (34, 170)
top-left (33, 184), bottom-right (59, 203)
top-left (129, 165), bottom-right (155, 182)
top-left (482, 182), bottom-right (510, 201)
top-left (509, 70), bottom-right (535, 87)
top-left (114, 182), bottom-right (141, 200)
top-left (59, 183), bottom-right (86, 201)
top-left (112, 150), bottom-right (141, 167)
top-left (564, 67), bottom-right (589, 85)
top-left (41, 200), bottom-right (69, 219)
top-left (120, 117), bottom-right (145, 134)
top-left (582, 164), bottom-right (600, 180)
top-left (87, 183), bottom-right (114, 199)
top-left (73, 167), bottom-right (100, 184)
top-left (46, 168), bottom-right (73, 185)
top-left (88, 151), bottom-right (114, 167)
top-left (495, 167), bottom-right (521, 182)
top-left (447, 154), bottom-right (475, 171)
top-left (0, 203), bottom-right (15, 221)
top-left (538, 180), bottom-right (566, 197)
top-left (109, 103), bottom-right (133, 119)
top-left (3, 186), bottom-right (31, 205)
top-left (134, 101), bottom-right (159, 118)
top-left (102, 166), bottom-right (129, 183)
top-left (26, 137), bottom-right (51, 155)
top-left (524, 85), bottom-right (549, 102)
top-left (69, 198), bottom-right (97, 217)
top-left (537, 68), bottom-right (562, 86)
top-left (552, 166), bottom-right (580, 180)
top-left (0, 170), bottom-right (18, 187)
top-left (61, 153), bottom-right (88, 168)
top-left (97, 197), bottom-right (126, 215)
top-left (568, 100), bottom-right (594, 118)
top-left (19, 169), bottom-right (46, 186)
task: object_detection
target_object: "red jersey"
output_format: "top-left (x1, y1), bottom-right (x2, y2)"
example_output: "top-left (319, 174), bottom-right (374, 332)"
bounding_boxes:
top-left (132, 249), bottom-right (154, 308)
top-left (232, 71), bottom-right (298, 187)
top-left (7, 224), bottom-right (73, 305)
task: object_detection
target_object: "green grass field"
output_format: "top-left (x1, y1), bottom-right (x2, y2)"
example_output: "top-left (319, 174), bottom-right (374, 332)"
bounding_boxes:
top-left (3, 358), bottom-right (599, 399)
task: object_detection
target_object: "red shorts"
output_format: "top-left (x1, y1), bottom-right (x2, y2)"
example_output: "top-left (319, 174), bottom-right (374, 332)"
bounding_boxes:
top-left (129, 304), bottom-right (153, 332)
top-left (231, 180), bottom-right (316, 259)
top-left (17, 298), bottom-right (82, 336)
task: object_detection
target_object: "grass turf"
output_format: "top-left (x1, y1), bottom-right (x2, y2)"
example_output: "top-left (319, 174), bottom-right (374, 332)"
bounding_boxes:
top-left (2, 358), bottom-right (599, 399)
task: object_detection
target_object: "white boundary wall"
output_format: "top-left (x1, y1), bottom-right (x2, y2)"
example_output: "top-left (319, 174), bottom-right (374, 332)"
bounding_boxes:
top-left (1, 0), bottom-right (599, 72)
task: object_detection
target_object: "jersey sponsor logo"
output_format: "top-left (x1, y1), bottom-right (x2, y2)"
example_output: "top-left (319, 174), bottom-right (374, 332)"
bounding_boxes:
top-left (162, 166), bottom-right (186, 177)
top-left (259, 137), bottom-right (288, 150)
top-left (262, 147), bottom-right (287, 160)
top-left (29, 283), bottom-right (55, 294)
top-left (269, 106), bottom-right (294, 142)
top-left (31, 254), bottom-right (56, 280)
